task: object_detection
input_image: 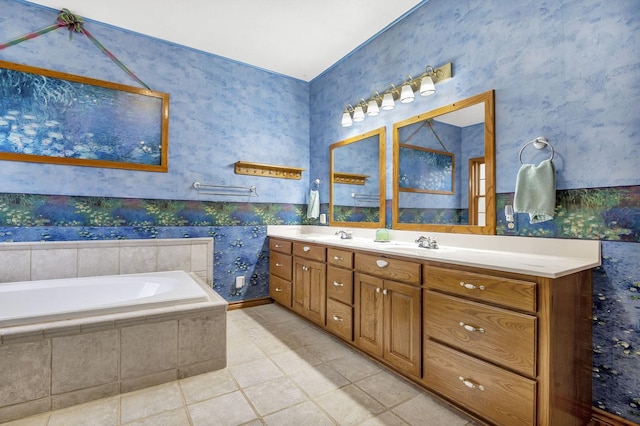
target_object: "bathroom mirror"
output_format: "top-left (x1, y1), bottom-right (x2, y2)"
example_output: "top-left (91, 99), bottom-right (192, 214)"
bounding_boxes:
top-left (392, 90), bottom-right (495, 234)
top-left (330, 127), bottom-right (386, 228)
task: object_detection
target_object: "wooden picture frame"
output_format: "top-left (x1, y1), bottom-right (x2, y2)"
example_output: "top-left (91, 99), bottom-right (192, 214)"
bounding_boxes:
top-left (0, 60), bottom-right (169, 172)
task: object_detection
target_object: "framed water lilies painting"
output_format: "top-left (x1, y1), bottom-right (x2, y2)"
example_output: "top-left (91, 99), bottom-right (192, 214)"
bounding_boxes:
top-left (0, 60), bottom-right (169, 172)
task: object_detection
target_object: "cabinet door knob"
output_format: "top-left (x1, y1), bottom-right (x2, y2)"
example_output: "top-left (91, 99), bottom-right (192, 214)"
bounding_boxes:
top-left (333, 256), bottom-right (344, 261)
top-left (458, 376), bottom-right (485, 391)
top-left (274, 288), bottom-right (283, 292)
top-left (376, 287), bottom-right (381, 293)
top-left (302, 266), bottom-right (309, 271)
top-left (460, 281), bottom-right (485, 291)
top-left (376, 260), bottom-right (389, 268)
top-left (303, 246), bottom-right (311, 252)
top-left (382, 289), bottom-right (388, 295)
top-left (332, 281), bottom-right (344, 287)
top-left (459, 322), bottom-right (485, 333)
top-left (332, 315), bottom-right (343, 322)
top-left (275, 262), bottom-right (283, 267)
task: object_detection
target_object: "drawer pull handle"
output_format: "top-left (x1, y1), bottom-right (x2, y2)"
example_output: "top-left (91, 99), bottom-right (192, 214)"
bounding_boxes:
top-left (333, 256), bottom-right (344, 261)
top-left (460, 281), bottom-right (485, 291)
top-left (458, 376), bottom-right (485, 391)
top-left (303, 246), bottom-right (311, 252)
top-left (275, 262), bottom-right (283, 267)
top-left (302, 266), bottom-right (309, 271)
top-left (332, 315), bottom-right (343, 322)
top-left (274, 244), bottom-right (282, 248)
top-left (459, 322), bottom-right (485, 333)
top-left (274, 288), bottom-right (283, 292)
top-left (376, 260), bottom-right (389, 268)
top-left (332, 281), bottom-right (344, 287)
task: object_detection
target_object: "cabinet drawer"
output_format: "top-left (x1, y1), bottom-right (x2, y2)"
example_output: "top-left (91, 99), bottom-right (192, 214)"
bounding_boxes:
top-left (293, 242), bottom-right (326, 262)
top-left (270, 252), bottom-right (292, 281)
top-left (327, 248), bottom-right (353, 269)
top-left (424, 290), bottom-right (536, 377)
top-left (424, 265), bottom-right (536, 312)
top-left (326, 299), bottom-right (353, 341)
top-left (424, 340), bottom-right (536, 426)
top-left (269, 238), bottom-right (292, 254)
top-left (355, 253), bottom-right (420, 285)
top-left (270, 275), bottom-right (292, 307)
top-left (327, 265), bottom-right (353, 305)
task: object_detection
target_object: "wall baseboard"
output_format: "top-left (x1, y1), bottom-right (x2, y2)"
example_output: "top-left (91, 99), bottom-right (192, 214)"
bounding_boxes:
top-left (592, 408), bottom-right (639, 426)
top-left (227, 297), bottom-right (273, 311)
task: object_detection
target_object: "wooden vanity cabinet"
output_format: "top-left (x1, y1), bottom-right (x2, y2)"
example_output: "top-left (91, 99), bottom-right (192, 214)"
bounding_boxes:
top-left (326, 248), bottom-right (354, 341)
top-left (269, 238), bottom-right (292, 307)
top-left (422, 263), bottom-right (593, 426)
top-left (354, 254), bottom-right (422, 378)
top-left (292, 242), bottom-right (326, 326)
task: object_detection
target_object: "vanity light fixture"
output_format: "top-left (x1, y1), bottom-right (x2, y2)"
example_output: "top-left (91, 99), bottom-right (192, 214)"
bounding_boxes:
top-left (400, 76), bottom-right (415, 103)
top-left (367, 92), bottom-right (381, 116)
top-left (340, 62), bottom-right (452, 127)
top-left (341, 104), bottom-right (354, 127)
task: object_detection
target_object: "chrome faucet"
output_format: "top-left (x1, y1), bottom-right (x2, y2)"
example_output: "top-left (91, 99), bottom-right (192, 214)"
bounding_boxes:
top-left (415, 235), bottom-right (438, 249)
top-left (335, 230), bottom-right (353, 240)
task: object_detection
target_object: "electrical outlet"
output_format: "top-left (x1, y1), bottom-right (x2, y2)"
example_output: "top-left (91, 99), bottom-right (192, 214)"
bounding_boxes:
top-left (235, 276), bottom-right (245, 289)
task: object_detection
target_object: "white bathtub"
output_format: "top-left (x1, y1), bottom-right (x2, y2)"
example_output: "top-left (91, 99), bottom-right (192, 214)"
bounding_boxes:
top-left (0, 270), bottom-right (210, 327)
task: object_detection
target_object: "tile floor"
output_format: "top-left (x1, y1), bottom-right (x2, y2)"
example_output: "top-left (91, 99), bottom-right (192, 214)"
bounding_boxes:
top-left (4, 303), bottom-right (476, 426)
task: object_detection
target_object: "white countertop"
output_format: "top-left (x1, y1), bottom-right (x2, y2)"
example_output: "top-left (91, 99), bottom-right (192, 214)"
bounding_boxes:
top-left (267, 225), bottom-right (601, 279)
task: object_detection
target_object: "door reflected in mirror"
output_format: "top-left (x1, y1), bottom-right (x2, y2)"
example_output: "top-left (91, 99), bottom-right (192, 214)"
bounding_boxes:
top-left (392, 90), bottom-right (495, 234)
top-left (330, 127), bottom-right (386, 228)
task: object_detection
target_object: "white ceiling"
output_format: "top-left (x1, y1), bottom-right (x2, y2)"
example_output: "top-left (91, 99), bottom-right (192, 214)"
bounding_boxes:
top-left (24, 0), bottom-right (424, 81)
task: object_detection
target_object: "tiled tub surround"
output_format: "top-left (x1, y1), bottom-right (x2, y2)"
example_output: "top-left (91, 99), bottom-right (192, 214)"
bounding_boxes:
top-left (0, 237), bottom-right (214, 286)
top-left (0, 238), bottom-right (228, 423)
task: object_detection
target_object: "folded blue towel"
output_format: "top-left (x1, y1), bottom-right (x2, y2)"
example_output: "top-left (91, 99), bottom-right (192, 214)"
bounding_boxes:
top-left (513, 159), bottom-right (556, 224)
top-left (307, 190), bottom-right (319, 219)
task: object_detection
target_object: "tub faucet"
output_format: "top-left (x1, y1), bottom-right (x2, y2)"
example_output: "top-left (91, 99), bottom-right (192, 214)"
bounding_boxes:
top-left (415, 235), bottom-right (438, 249)
top-left (335, 230), bottom-right (353, 240)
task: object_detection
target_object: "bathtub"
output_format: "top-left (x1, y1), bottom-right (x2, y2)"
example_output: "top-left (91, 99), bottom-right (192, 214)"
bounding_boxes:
top-left (0, 265), bottom-right (227, 423)
top-left (0, 270), bottom-right (210, 327)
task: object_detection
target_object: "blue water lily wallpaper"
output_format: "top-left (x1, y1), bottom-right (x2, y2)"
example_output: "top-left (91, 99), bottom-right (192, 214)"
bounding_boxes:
top-left (1, 0), bottom-right (639, 422)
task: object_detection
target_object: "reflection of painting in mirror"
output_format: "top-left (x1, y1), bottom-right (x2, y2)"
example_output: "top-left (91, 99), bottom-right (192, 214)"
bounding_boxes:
top-left (399, 143), bottom-right (454, 194)
top-left (392, 90), bottom-right (495, 234)
top-left (330, 127), bottom-right (385, 228)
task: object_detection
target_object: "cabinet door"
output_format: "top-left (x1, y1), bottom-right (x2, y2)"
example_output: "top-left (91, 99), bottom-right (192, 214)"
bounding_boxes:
top-left (384, 280), bottom-right (421, 377)
top-left (354, 273), bottom-right (384, 357)
top-left (292, 257), bottom-right (326, 326)
top-left (306, 259), bottom-right (326, 326)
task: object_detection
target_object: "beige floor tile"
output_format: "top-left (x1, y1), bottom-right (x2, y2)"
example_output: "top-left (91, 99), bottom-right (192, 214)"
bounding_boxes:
top-left (315, 384), bottom-right (385, 425)
top-left (358, 411), bottom-right (409, 426)
top-left (121, 407), bottom-right (190, 426)
top-left (48, 396), bottom-right (118, 426)
top-left (179, 369), bottom-right (238, 404)
top-left (355, 370), bottom-right (421, 408)
top-left (1, 413), bottom-right (50, 426)
top-left (305, 337), bottom-right (355, 362)
top-left (262, 401), bottom-right (334, 426)
top-left (270, 347), bottom-right (323, 374)
top-left (254, 333), bottom-right (302, 356)
top-left (226, 342), bottom-right (267, 366)
top-left (243, 377), bottom-right (308, 416)
top-left (329, 353), bottom-right (382, 382)
top-left (288, 364), bottom-right (350, 397)
top-left (392, 393), bottom-right (469, 426)
top-left (120, 382), bottom-right (183, 424)
top-left (229, 358), bottom-right (285, 388)
top-left (188, 391), bottom-right (257, 426)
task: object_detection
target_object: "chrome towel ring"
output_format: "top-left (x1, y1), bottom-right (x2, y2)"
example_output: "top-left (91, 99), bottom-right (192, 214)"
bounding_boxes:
top-left (519, 137), bottom-right (555, 164)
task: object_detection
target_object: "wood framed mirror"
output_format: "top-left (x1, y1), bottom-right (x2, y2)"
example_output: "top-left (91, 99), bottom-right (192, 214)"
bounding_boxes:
top-left (392, 90), bottom-right (495, 234)
top-left (330, 127), bottom-right (386, 228)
